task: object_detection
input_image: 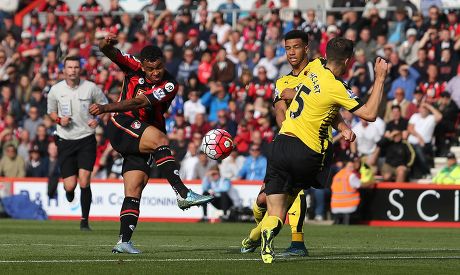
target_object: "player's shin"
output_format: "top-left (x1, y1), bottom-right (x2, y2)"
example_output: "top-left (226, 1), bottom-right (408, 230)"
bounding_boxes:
top-left (119, 197), bottom-right (140, 242)
top-left (153, 145), bottom-right (189, 198)
top-left (288, 192), bottom-right (306, 244)
top-left (80, 186), bottom-right (92, 222)
top-left (253, 201), bottom-right (266, 224)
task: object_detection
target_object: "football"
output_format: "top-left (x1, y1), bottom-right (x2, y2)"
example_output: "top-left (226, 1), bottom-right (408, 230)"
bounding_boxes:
top-left (201, 129), bottom-right (234, 160)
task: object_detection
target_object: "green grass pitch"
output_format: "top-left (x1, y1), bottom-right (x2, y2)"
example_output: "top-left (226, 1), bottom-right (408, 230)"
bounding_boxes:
top-left (1, 220), bottom-right (460, 274)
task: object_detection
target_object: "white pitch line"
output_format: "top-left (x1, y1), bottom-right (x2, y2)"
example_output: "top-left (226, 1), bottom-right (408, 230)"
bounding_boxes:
top-left (1, 256), bottom-right (460, 264)
top-left (1, 243), bottom-right (459, 252)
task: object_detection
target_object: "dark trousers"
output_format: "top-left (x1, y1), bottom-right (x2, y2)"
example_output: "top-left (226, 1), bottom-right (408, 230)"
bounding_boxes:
top-left (202, 191), bottom-right (233, 216)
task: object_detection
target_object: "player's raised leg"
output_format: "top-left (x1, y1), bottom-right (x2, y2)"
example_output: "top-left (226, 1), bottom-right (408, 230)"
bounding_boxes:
top-left (112, 170), bottom-right (147, 254)
top-left (139, 125), bottom-right (213, 209)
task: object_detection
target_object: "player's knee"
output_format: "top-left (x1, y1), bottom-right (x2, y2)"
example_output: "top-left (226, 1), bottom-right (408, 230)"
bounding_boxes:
top-left (256, 192), bottom-right (267, 208)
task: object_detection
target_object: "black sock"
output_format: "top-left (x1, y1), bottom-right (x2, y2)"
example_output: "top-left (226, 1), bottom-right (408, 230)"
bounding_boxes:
top-left (119, 197), bottom-right (140, 242)
top-left (153, 145), bottom-right (189, 198)
top-left (80, 186), bottom-right (92, 221)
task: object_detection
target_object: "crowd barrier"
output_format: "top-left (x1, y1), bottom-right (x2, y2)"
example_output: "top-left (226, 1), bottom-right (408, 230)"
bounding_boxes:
top-left (1, 178), bottom-right (459, 227)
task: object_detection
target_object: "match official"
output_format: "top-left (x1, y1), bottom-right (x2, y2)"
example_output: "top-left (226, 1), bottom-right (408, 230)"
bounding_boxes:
top-left (47, 56), bottom-right (108, 231)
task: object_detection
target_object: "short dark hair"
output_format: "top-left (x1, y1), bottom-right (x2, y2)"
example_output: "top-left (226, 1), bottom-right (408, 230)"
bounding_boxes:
top-left (140, 45), bottom-right (164, 62)
top-left (64, 55), bottom-right (81, 66)
top-left (326, 37), bottom-right (354, 62)
top-left (284, 30), bottom-right (308, 45)
top-left (391, 105), bottom-right (401, 111)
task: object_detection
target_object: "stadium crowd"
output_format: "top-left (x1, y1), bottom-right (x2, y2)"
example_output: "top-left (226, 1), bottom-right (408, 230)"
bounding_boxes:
top-left (0, 0), bottom-right (459, 194)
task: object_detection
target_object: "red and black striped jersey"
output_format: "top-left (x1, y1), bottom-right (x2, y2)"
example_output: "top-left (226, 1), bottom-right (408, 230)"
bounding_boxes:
top-left (109, 49), bottom-right (178, 132)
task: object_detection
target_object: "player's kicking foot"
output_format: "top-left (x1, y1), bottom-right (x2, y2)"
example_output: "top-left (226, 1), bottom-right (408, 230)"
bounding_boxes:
top-left (277, 244), bottom-right (308, 257)
top-left (80, 220), bottom-right (92, 231)
top-left (241, 237), bottom-right (261, 253)
top-left (261, 229), bottom-right (275, 264)
top-left (176, 189), bottom-right (214, 210)
top-left (112, 241), bottom-right (141, 254)
top-left (66, 190), bottom-right (75, 202)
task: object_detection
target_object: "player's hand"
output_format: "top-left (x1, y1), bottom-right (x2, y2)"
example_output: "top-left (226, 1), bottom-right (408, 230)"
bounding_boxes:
top-left (374, 57), bottom-right (391, 81)
top-left (87, 119), bottom-right (98, 129)
top-left (100, 33), bottom-right (117, 48)
top-left (60, 117), bottom-right (71, 127)
top-left (89, 104), bottom-right (106, 116)
top-left (340, 128), bottom-right (356, 142)
top-left (281, 88), bottom-right (296, 100)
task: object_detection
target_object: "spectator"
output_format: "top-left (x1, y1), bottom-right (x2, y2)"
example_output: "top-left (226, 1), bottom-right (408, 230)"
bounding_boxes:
top-left (191, 113), bottom-right (212, 137)
top-left (219, 149), bottom-right (245, 180)
top-left (200, 81), bottom-right (230, 123)
top-left (384, 88), bottom-right (411, 122)
top-left (184, 90), bottom-right (206, 124)
top-left (15, 75), bottom-right (32, 105)
top-left (34, 124), bottom-right (50, 157)
top-left (197, 50), bottom-right (213, 85)
top-left (141, 0), bottom-right (166, 12)
top-left (169, 128), bottom-right (189, 163)
top-left (405, 89), bottom-right (424, 119)
top-left (212, 12), bottom-right (232, 45)
top-left (434, 92), bottom-right (460, 156)
top-left (0, 85), bottom-right (22, 119)
top-left (233, 119), bottom-right (251, 154)
top-left (407, 103), bottom-right (443, 178)
top-left (252, 45), bottom-right (279, 81)
top-left (218, 0), bottom-right (240, 26)
top-left (26, 144), bottom-right (48, 177)
top-left (331, 156), bottom-right (374, 225)
top-left (180, 142), bottom-right (200, 180)
top-left (185, 28), bottom-right (207, 58)
top-left (209, 48), bottom-right (236, 84)
top-left (249, 66), bottom-right (275, 101)
top-left (384, 105), bottom-right (409, 138)
top-left (28, 87), bottom-right (47, 116)
top-left (418, 64), bottom-right (446, 104)
top-left (164, 44), bottom-right (181, 77)
top-left (411, 47), bottom-right (428, 81)
top-left (366, 8), bottom-right (388, 39)
top-left (355, 27), bottom-right (377, 62)
top-left (388, 7), bottom-right (410, 45)
top-left (237, 144), bottom-right (267, 180)
top-left (446, 65), bottom-right (460, 108)
top-left (300, 9), bottom-right (324, 41)
top-left (23, 106), bottom-right (43, 141)
top-left (398, 28), bottom-right (420, 65)
top-left (0, 144), bottom-right (25, 177)
top-left (379, 130), bottom-right (415, 182)
top-left (193, 151), bottom-right (217, 180)
top-left (363, 0), bottom-right (389, 19)
top-left (17, 130), bottom-right (31, 164)
top-left (388, 64), bottom-right (419, 101)
top-left (215, 109), bottom-right (238, 138)
top-left (437, 48), bottom-right (457, 82)
top-left (201, 165), bottom-right (233, 221)
top-left (433, 152), bottom-right (460, 184)
top-left (351, 118), bottom-right (385, 160)
top-left (177, 48), bottom-right (199, 85)
top-left (176, 8), bottom-right (196, 35)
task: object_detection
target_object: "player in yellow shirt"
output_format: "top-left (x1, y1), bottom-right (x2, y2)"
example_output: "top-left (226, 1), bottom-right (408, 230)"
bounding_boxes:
top-left (240, 30), bottom-right (356, 258)
top-left (260, 35), bottom-right (391, 263)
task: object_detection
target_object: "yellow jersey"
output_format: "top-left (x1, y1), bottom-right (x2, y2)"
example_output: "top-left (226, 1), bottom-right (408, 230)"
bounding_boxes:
top-left (275, 58), bottom-right (362, 154)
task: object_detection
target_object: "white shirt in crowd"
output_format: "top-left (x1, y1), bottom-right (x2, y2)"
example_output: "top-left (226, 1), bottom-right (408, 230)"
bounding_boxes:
top-left (408, 113), bottom-right (436, 145)
top-left (183, 99), bottom-right (206, 124)
top-left (219, 154), bottom-right (245, 180)
top-left (180, 152), bottom-right (200, 180)
top-left (352, 117), bottom-right (385, 156)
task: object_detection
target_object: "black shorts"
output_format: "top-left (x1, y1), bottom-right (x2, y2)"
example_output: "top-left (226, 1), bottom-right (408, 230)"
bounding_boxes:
top-left (264, 134), bottom-right (333, 195)
top-left (107, 114), bottom-right (153, 175)
top-left (56, 135), bottom-right (96, 178)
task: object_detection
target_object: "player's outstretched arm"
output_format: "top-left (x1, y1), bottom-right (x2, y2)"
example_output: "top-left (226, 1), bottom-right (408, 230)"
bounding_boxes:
top-left (99, 34), bottom-right (119, 60)
top-left (352, 57), bottom-right (390, 122)
top-left (89, 96), bottom-right (150, 116)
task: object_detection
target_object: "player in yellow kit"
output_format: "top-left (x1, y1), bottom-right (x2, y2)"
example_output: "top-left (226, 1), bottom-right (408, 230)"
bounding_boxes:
top-left (240, 30), bottom-right (355, 257)
top-left (259, 34), bottom-right (391, 263)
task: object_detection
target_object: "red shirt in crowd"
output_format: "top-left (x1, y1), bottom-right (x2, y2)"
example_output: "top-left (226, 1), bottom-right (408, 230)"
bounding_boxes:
top-left (418, 81), bottom-right (446, 103)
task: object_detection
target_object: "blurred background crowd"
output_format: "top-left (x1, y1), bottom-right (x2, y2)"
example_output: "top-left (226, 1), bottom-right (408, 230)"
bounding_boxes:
top-left (0, 0), bottom-right (459, 198)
